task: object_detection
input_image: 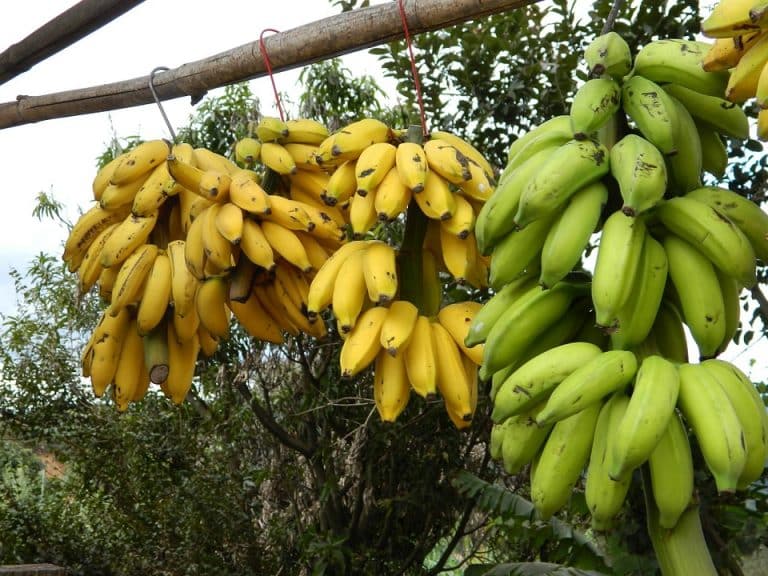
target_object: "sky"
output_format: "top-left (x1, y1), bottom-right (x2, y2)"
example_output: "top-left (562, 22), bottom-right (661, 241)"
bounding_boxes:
top-left (0, 0), bottom-right (765, 379)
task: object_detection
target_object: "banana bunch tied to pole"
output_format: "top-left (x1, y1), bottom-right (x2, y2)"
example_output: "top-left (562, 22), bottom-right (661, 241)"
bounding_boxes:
top-left (476, 29), bottom-right (768, 532)
top-left (66, 114), bottom-right (497, 426)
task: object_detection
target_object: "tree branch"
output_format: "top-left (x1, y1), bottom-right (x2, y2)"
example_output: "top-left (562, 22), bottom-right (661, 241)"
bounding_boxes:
top-left (234, 379), bottom-right (313, 459)
top-left (426, 497), bottom-right (477, 575)
top-left (750, 284), bottom-right (768, 327)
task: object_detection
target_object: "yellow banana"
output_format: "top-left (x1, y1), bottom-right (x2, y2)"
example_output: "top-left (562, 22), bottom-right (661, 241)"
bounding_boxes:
top-left (339, 305), bottom-right (388, 378)
top-left (240, 219), bottom-right (277, 271)
top-left (164, 320), bottom-right (200, 405)
top-left (215, 202), bottom-right (244, 245)
top-left (200, 204), bottom-right (234, 272)
top-left (110, 243), bottom-right (159, 314)
top-left (136, 250), bottom-right (172, 335)
top-left (260, 142), bottom-right (298, 175)
top-left (355, 142), bottom-right (397, 196)
top-left (373, 348), bottom-right (411, 422)
top-left (332, 249), bottom-right (368, 334)
top-left (403, 314), bottom-right (438, 398)
top-left (349, 190), bottom-right (379, 238)
top-left (63, 203), bottom-right (130, 272)
top-left (88, 307), bottom-right (131, 397)
top-left (423, 139), bottom-right (472, 184)
top-left (440, 193), bottom-right (476, 239)
top-left (113, 320), bottom-right (147, 411)
top-left (234, 136), bottom-right (262, 166)
top-left (260, 220), bottom-right (313, 273)
top-left (183, 210), bottom-right (208, 280)
top-left (254, 116), bottom-right (289, 143)
top-left (283, 118), bottom-right (329, 145)
top-left (379, 299), bottom-right (419, 356)
top-left (374, 166), bottom-right (412, 222)
top-left (131, 161), bottom-right (176, 217)
top-left (100, 171), bottom-right (151, 211)
top-left (395, 141), bottom-right (428, 193)
top-left (92, 154), bottom-right (124, 201)
top-left (306, 240), bottom-right (373, 319)
top-left (322, 159), bottom-right (357, 206)
top-left (432, 320), bottom-right (474, 421)
top-left (99, 211), bottom-right (159, 269)
top-left (437, 301), bottom-right (484, 365)
top-left (110, 139), bottom-right (171, 186)
top-left (315, 118), bottom-right (392, 166)
top-left (76, 222), bottom-right (118, 294)
top-left (230, 288), bottom-right (285, 344)
top-left (430, 130), bottom-right (494, 181)
top-left (261, 195), bottom-right (314, 232)
top-left (295, 231), bottom-right (330, 273)
top-left (413, 169), bottom-right (456, 221)
top-left (229, 170), bottom-right (271, 215)
top-left (196, 275), bottom-right (231, 340)
top-left (362, 241), bottom-right (398, 304)
top-left (167, 240), bottom-right (199, 318)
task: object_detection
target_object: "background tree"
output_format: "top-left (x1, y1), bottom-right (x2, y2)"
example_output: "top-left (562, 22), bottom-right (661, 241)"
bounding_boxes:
top-left (1, 1), bottom-right (767, 574)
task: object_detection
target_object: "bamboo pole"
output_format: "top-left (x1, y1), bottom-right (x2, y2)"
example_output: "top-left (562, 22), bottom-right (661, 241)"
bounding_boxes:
top-left (0, 0), bottom-right (147, 85)
top-left (0, 0), bottom-right (537, 130)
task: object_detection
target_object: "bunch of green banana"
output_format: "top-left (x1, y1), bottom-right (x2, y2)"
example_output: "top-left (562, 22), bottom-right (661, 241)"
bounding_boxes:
top-left (477, 29), bottom-right (768, 534)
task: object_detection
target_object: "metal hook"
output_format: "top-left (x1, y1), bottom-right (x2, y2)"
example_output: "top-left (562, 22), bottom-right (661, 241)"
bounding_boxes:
top-left (149, 66), bottom-right (177, 142)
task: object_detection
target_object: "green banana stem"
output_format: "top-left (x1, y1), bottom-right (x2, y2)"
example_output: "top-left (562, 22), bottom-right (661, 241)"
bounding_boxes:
top-left (397, 125), bottom-right (432, 315)
top-left (642, 467), bottom-right (718, 576)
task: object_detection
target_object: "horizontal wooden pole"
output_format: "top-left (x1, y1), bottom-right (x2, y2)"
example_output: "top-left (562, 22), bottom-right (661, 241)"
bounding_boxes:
top-left (0, 0), bottom-right (536, 130)
top-left (0, 0), bottom-right (147, 85)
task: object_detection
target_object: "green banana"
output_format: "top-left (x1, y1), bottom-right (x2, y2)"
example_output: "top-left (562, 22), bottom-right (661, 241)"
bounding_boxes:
top-left (539, 181), bottom-right (607, 289)
top-left (585, 392), bottom-right (633, 531)
top-left (610, 233), bottom-right (668, 350)
top-left (475, 149), bottom-right (554, 255)
top-left (535, 350), bottom-right (638, 427)
top-left (647, 411), bottom-right (694, 530)
top-left (655, 195), bottom-right (757, 287)
top-left (488, 215), bottom-right (556, 290)
top-left (506, 115), bottom-right (573, 165)
top-left (665, 95), bottom-right (703, 194)
top-left (591, 210), bottom-right (647, 329)
top-left (492, 341), bottom-right (604, 423)
top-left (663, 233), bottom-right (726, 360)
top-left (506, 127), bottom-right (574, 173)
top-left (610, 133), bottom-right (668, 217)
top-left (530, 401), bottom-right (603, 520)
top-left (621, 74), bottom-right (679, 155)
top-left (701, 359), bottom-right (768, 490)
top-left (696, 121), bottom-right (728, 179)
top-left (677, 362), bottom-right (747, 494)
top-left (480, 281), bottom-right (589, 379)
top-left (465, 273), bottom-right (539, 347)
top-left (489, 298), bottom-right (592, 400)
top-left (514, 138), bottom-right (610, 229)
top-left (715, 267), bottom-right (743, 356)
top-left (584, 31), bottom-right (632, 79)
top-left (569, 77), bottom-right (622, 138)
top-left (499, 403), bottom-right (553, 475)
top-left (632, 39), bottom-right (730, 97)
top-left (662, 82), bottom-right (750, 140)
top-left (609, 355), bottom-right (680, 481)
top-left (651, 300), bottom-right (689, 363)
top-left (685, 186), bottom-right (768, 263)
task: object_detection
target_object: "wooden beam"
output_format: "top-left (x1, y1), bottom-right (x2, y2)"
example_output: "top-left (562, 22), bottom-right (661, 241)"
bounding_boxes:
top-left (0, 0), bottom-right (147, 85)
top-left (0, 0), bottom-right (536, 130)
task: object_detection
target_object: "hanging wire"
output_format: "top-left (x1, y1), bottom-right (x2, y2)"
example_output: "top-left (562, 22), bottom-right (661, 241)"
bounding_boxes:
top-left (259, 28), bottom-right (286, 121)
top-left (149, 66), bottom-right (177, 142)
top-left (397, 0), bottom-right (428, 138)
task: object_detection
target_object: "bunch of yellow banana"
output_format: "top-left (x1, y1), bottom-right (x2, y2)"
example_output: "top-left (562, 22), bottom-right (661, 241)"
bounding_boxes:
top-left (700, 0), bottom-right (768, 136)
top-left (337, 297), bottom-right (483, 428)
top-left (288, 117), bottom-right (495, 287)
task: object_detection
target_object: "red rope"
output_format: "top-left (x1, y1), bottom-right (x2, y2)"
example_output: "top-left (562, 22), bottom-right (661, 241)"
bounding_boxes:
top-left (259, 28), bottom-right (285, 121)
top-left (397, 0), bottom-right (428, 137)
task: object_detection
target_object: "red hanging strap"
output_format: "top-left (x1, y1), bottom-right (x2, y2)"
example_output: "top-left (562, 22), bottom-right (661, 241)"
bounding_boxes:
top-left (259, 28), bottom-right (285, 122)
top-left (398, 0), bottom-right (428, 138)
